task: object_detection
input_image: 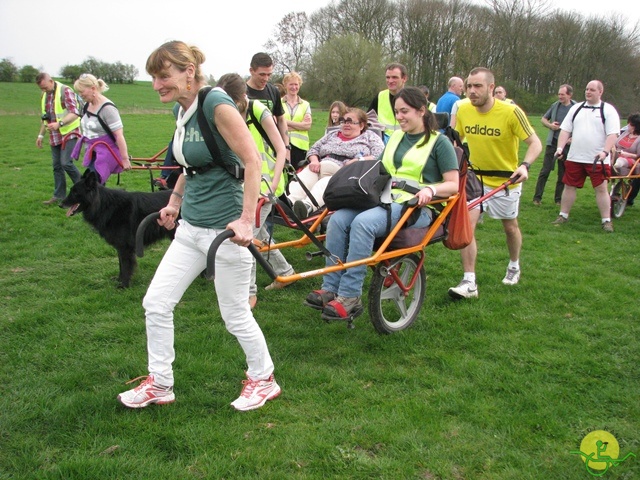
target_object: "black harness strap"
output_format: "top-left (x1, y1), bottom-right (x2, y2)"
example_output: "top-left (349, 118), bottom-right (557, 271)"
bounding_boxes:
top-left (471, 169), bottom-right (514, 178)
top-left (247, 100), bottom-right (275, 152)
top-left (193, 87), bottom-right (244, 181)
top-left (83, 101), bottom-right (117, 143)
top-left (284, 163), bottom-right (321, 208)
top-left (270, 193), bottom-right (333, 257)
top-left (572, 101), bottom-right (606, 127)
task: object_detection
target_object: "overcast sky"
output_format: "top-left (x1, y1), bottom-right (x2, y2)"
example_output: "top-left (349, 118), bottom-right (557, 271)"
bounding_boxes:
top-left (1, 0), bottom-right (637, 83)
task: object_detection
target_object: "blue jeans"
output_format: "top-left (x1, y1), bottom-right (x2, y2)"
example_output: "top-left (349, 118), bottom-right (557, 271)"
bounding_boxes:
top-left (321, 203), bottom-right (432, 298)
top-left (51, 138), bottom-right (81, 199)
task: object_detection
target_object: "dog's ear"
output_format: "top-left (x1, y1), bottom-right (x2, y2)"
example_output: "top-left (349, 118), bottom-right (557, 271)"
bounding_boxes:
top-left (83, 169), bottom-right (98, 188)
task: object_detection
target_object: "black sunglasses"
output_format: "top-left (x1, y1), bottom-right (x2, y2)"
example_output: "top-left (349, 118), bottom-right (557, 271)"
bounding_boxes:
top-left (339, 117), bottom-right (360, 125)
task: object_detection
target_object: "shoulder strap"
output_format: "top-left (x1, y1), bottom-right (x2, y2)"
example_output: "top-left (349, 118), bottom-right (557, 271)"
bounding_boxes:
top-left (247, 100), bottom-right (275, 152)
top-left (571, 101), bottom-right (586, 124)
top-left (444, 126), bottom-right (471, 170)
top-left (196, 86), bottom-right (244, 180)
top-left (571, 101), bottom-right (606, 127)
top-left (83, 101), bottom-right (117, 142)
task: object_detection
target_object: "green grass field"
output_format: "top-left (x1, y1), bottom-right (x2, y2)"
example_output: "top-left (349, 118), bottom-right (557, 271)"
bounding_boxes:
top-left (0, 82), bottom-right (638, 479)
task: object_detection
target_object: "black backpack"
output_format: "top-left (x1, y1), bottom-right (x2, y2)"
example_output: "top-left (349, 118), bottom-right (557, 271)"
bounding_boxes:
top-left (323, 160), bottom-right (391, 211)
top-left (443, 126), bottom-right (483, 199)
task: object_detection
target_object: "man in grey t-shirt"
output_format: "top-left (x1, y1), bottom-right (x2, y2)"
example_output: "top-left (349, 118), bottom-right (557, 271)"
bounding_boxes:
top-left (533, 84), bottom-right (575, 205)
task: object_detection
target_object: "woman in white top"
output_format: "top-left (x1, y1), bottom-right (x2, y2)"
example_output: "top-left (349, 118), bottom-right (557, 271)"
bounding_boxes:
top-left (72, 73), bottom-right (130, 183)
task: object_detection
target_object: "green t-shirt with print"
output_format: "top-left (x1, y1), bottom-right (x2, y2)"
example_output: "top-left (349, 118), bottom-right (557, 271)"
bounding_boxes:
top-left (175, 89), bottom-right (244, 229)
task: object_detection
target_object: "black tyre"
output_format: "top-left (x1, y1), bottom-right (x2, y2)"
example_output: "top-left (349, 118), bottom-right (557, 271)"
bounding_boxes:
top-left (368, 254), bottom-right (426, 334)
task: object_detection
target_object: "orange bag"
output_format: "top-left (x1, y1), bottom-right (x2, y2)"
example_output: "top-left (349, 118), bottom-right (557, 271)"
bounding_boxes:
top-left (443, 145), bottom-right (473, 250)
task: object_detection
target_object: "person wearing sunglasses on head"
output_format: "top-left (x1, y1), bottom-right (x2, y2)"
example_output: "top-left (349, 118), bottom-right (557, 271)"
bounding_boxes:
top-left (286, 108), bottom-right (385, 219)
top-left (71, 73), bottom-right (131, 184)
top-left (117, 41), bottom-right (281, 412)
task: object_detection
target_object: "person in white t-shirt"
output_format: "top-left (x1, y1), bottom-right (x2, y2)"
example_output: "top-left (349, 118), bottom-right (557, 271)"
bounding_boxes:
top-left (552, 80), bottom-right (620, 232)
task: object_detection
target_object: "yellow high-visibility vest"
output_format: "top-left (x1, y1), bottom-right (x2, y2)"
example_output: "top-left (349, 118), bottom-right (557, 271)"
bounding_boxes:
top-left (41, 81), bottom-right (80, 135)
top-left (377, 89), bottom-right (399, 137)
top-left (248, 100), bottom-right (286, 197)
top-left (282, 98), bottom-right (310, 151)
top-left (381, 130), bottom-right (439, 203)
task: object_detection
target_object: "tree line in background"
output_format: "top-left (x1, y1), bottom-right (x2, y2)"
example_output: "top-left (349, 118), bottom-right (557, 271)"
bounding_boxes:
top-left (2, 0), bottom-right (638, 114)
top-left (0, 57), bottom-right (138, 85)
top-left (266, 0), bottom-right (640, 114)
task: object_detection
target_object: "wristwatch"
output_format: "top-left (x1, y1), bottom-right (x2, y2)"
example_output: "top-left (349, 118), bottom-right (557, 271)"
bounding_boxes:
top-left (59, 120), bottom-right (65, 127)
top-left (520, 162), bottom-right (531, 171)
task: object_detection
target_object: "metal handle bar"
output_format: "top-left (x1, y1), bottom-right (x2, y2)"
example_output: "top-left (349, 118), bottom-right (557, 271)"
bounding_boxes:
top-left (135, 212), bottom-right (162, 257)
top-left (205, 230), bottom-right (275, 281)
top-left (467, 178), bottom-right (516, 210)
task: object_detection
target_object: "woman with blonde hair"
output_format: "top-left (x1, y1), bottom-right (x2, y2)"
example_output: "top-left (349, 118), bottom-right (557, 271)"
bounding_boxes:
top-left (281, 71), bottom-right (312, 169)
top-left (72, 73), bottom-right (130, 183)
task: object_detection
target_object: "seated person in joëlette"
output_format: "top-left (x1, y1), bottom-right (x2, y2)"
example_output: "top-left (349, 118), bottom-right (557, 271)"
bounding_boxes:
top-left (287, 107), bottom-right (385, 219)
top-left (305, 86), bottom-right (460, 320)
top-left (613, 112), bottom-right (640, 176)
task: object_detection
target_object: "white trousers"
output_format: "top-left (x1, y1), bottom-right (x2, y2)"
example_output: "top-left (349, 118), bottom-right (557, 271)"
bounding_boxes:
top-left (142, 220), bottom-right (274, 387)
top-left (288, 161), bottom-right (341, 208)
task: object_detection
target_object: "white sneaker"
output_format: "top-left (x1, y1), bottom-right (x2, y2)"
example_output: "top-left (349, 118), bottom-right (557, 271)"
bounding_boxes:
top-left (117, 375), bottom-right (175, 408)
top-left (502, 267), bottom-right (521, 285)
top-left (448, 280), bottom-right (478, 299)
top-left (231, 373), bottom-right (281, 411)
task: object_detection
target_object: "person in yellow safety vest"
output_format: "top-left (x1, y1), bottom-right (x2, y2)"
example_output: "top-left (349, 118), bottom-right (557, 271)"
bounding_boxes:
top-left (216, 73), bottom-right (296, 310)
top-left (281, 72), bottom-right (312, 170)
top-left (35, 72), bottom-right (82, 205)
top-left (305, 87), bottom-right (459, 320)
top-left (494, 86), bottom-right (516, 105)
top-left (418, 85), bottom-right (437, 112)
top-left (368, 63), bottom-right (408, 143)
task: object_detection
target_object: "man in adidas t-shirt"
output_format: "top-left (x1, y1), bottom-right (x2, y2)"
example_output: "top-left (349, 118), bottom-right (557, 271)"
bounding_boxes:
top-left (552, 80), bottom-right (620, 232)
top-left (449, 67), bottom-right (541, 299)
